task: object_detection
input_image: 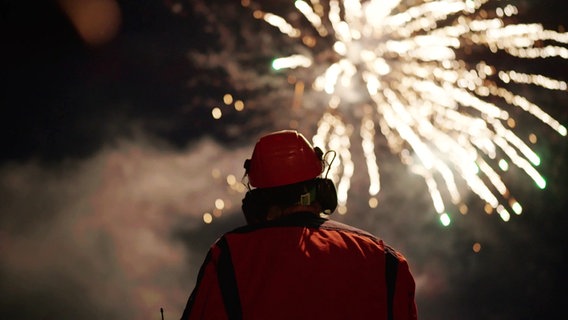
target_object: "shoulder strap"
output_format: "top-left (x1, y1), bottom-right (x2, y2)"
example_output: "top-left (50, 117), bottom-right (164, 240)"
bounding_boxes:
top-left (180, 249), bottom-right (213, 319)
top-left (217, 237), bottom-right (243, 320)
top-left (385, 247), bottom-right (399, 320)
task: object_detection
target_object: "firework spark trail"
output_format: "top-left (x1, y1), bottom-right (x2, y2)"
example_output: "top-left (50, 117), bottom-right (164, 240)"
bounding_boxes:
top-left (247, 0), bottom-right (568, 224)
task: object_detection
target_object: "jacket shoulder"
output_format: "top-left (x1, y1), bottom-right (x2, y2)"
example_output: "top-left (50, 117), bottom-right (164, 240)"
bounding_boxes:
top-left (225, 213), bottom-right (378, 242)
top-left (319, 218), bottom-right (378, 239)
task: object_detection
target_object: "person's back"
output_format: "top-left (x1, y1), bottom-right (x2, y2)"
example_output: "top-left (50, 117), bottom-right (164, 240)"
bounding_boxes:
top-left (184, 213), bottom-right (416, 320)
top-left (180, 130), bottom-right (418, 319)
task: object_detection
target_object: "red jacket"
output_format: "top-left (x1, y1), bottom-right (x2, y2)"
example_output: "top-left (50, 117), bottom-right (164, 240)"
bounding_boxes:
top-left (181, 213), bottom-right (417, 320)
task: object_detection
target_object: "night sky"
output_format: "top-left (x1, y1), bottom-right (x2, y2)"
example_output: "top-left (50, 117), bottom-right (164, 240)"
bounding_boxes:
top-left (1, 0), bottom-right (567, 319)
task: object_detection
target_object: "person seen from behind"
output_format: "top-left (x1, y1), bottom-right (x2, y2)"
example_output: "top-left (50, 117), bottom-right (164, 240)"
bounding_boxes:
top-left (180, 130), bottom-right (418, 320)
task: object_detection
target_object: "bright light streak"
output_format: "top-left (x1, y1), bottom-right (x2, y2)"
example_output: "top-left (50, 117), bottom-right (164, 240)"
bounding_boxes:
top-left (272, 55), bottom-right (313, 70)
top-left (262, 12), bottom-right (301, 38)
top-left (510, 200), bottom-right (523, 215)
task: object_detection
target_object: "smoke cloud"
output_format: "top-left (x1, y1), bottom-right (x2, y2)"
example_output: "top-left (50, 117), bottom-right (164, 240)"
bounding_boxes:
top-left (0, 137), bottom-right (251, 319)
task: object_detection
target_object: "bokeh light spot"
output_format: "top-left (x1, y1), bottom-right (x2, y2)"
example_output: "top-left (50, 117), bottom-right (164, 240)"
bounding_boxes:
top-left (440, 213), bottom-right (451, 227)
top-left (58, 0), bottom-right (121, 46)
top-left (498, 159), bottom-right (509, 171)
top-left (226, 174), bottom-right (237, 185)
top-left (215, 198), bottom-right (225, 210)
top-left (212, 107), bottom-right (222, 119)
top-left (234, 100), bottom-right (245, 111)
top-left (223, 94), bottom-right (233, 105)
top-left (473, 242), bottom-right (482, 253)
top-left (368, 197), bottom-right (379, 208)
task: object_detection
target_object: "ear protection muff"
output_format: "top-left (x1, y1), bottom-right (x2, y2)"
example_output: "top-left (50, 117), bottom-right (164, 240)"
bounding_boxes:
top-left (243, 179), bottom-right (337, 220)
top-left (315, 178), bottom-right (337, 215)
top-left (241, 189), bottom-right (268, 224)
top-left (242, 159), bottom-right (269, 224)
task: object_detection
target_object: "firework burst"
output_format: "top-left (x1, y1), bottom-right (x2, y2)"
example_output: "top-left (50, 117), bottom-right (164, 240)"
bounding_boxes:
top-left (242, 0), bottom-right (567, 225)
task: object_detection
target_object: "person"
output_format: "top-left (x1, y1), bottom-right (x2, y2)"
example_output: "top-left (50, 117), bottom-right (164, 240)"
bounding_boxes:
top-left (180, 130), bottom-right (418, 320)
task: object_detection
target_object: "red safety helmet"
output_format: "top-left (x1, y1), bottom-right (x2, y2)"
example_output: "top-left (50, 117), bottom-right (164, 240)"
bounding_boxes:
top-left (246, 130), bottom-right (323, 188)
